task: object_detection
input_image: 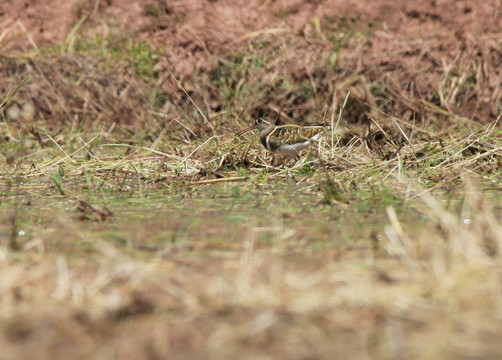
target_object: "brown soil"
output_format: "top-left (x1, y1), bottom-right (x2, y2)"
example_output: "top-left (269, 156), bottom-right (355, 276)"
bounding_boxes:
top-left (1, 0), bottom-right (501, 126)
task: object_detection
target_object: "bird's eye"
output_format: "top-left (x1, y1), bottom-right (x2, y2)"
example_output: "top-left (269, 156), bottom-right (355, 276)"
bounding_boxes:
top-left (257, 118), bottom-right (263, 124)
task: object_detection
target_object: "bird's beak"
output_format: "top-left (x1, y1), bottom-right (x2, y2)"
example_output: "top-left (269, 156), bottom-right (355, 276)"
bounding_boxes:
top-left (236, 126), bottom-right (254, 137)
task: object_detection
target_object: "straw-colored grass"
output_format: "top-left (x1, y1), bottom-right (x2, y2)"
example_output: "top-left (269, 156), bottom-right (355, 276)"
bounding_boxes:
top-left (1, 20), bottom-right (502, 360)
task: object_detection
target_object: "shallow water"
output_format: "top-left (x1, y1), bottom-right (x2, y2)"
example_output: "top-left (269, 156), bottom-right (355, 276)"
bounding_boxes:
top-left (3, 177), bottom-right (500, 262)
top-left (0, 180), bottom-right (401, 259)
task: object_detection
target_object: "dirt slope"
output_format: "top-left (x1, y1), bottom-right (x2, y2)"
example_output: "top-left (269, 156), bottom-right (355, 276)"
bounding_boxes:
top-left (1, 0), bottom-right (501, 125)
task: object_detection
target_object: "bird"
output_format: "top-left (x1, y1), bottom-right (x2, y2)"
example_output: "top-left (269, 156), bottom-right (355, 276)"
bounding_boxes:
top-left (236, 117), bottom-right (328, 159)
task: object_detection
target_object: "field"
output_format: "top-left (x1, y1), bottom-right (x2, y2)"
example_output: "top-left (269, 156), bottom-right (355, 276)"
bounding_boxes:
top-left (1, 1), bottom-right (502, 359)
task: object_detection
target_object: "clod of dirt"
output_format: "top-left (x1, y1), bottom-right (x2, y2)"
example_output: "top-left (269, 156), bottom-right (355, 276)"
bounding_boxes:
top-left (76, 200), bottom-right (114, 222)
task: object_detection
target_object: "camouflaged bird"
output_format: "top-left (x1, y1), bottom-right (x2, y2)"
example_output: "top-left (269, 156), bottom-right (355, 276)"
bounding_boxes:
top-left (237, 117), bottom-right (327, 159)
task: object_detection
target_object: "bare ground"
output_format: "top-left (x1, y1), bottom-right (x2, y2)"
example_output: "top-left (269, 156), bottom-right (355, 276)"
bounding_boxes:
top-left (1, 0), bottom-right (501, 129)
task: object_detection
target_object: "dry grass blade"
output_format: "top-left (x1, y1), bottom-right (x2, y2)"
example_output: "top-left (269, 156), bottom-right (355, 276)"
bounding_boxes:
top-left (224, 28), bottom-right (289, 48)
top-left (193, 176), bottom-right (248, 185)
top-left (166, 68), bottom-right (214, 133)
top-left (0, 76), bottom-right (30, 110)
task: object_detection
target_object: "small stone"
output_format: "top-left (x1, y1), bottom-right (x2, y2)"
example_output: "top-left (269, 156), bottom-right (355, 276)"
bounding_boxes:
top-left (21, 138), bottom-right (35, 149)
top-left (21, 102), bottom-right (35, 121)
top-left (5, 104), bottom-right (21, 121)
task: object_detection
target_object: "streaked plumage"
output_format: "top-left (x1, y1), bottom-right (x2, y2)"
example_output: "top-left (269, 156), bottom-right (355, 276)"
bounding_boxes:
top-left (237, 117), bottom-right (327, 158)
